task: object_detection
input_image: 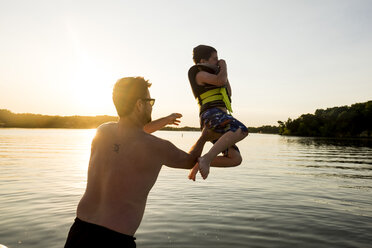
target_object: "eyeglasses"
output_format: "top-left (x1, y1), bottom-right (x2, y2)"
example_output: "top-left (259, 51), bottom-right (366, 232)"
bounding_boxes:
top-left (142, 98), bottom-right (155, 106)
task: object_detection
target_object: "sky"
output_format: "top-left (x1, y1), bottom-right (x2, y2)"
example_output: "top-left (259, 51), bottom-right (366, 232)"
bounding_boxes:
top-left (0, 0), bottom-right (371, 127)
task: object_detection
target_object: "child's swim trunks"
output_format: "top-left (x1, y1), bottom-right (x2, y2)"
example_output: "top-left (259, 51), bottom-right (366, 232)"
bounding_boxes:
top-left (200, 107), bottom-right (248, 156)
top-left (200, 107), bottom-right (248, 133)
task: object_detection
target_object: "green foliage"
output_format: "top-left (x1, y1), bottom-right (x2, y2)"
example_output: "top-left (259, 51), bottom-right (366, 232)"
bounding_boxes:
top-left (161, 126), bottom-right (200, 131)
top-left (248, 125), bottom-right (279, 134)
top-left (278, 101), bottom-right (372, 138)
top-left (0, 109), bottom-right (117, 129)
top-left (162, 125), bottom-right (279, 133)
top-left (0, 109), bottom-right (280, 134)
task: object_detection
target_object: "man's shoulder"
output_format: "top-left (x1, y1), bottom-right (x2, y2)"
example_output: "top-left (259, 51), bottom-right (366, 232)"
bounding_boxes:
top-left (98, 121), bottom-right (118, 128)
top-left (92, 122), bottom-right (118, 140)
top-left (96, 122), bottom-right (117, 132)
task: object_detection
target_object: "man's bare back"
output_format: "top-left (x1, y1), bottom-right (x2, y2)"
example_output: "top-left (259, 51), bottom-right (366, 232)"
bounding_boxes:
top-left (65, 77), bottom-right (211, 247)
top-left (76, 121), bottom-right (160, 235)
top-left (76, 121), bottom-right (207, 236)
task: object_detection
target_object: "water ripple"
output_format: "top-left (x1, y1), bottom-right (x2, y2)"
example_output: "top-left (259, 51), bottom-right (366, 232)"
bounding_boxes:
top-left (1, 130), bottom-right (372, 248)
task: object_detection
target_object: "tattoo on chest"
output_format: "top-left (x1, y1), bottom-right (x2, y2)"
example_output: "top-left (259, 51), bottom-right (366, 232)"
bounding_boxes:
top-left (113, 144), bottom-right (121, 153)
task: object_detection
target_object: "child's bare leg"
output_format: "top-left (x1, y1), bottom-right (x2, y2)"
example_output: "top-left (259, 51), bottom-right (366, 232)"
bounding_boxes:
top-left (199, 128), bottom-right (248, 179)
top-left (189, 148), bottom-right (242, 181)
top-left (188, 162), bottom-right (199, 181)
top-left (211, 147), bottom-right (242, 167)
top-left (188, 130), bottom-right (222, 181)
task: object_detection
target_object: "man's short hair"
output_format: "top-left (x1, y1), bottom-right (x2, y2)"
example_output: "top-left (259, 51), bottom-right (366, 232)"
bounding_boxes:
top-left (192, 45), bottom-right (217, 64)
top-left (113, 77), bottom-right (151, 117)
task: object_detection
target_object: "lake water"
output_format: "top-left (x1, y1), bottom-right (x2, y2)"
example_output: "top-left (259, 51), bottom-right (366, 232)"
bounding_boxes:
top-left (0, 129), bottom-right (372, 248)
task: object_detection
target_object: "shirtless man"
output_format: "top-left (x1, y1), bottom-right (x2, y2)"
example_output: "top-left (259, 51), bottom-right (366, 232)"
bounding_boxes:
top-left (64, 77), bottom-right (213, 248)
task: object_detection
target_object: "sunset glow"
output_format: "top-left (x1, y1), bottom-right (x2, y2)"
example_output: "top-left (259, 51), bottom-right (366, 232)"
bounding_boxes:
top-left (1, 1), bottom-right (371, 126)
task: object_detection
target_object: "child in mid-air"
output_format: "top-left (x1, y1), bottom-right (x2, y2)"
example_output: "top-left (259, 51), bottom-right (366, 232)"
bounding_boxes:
top-left (188, 45), bottom-right (248, 180)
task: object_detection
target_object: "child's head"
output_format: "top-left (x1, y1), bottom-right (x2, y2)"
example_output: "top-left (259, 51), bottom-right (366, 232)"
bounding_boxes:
top-left (192, 45), bottom-right (218, 65)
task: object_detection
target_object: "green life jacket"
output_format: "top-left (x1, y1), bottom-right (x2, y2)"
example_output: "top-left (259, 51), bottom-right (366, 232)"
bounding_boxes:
top-left (188, 63), bottom-right (233, 114)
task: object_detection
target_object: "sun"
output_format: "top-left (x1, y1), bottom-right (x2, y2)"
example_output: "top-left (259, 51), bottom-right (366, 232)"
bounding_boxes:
top-left (70, 58), bottom-right (115, 116)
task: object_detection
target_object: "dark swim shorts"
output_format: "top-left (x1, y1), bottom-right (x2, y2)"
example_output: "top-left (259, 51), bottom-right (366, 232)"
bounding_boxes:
top-left (200, 107), bottom-right (248, 156)
top-left (64, 218), bottom-right (136, 248)
top-left (200, 107), bottom-right (248, 134)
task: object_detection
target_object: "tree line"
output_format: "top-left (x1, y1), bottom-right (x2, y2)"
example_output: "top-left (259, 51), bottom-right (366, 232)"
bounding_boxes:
top-left (0, 109), bottom-right (278, 133)
top-left (3, 100), bottom-right (371, 137)
top-left (0, 109), bottom-right (118, 129)
top-left (278, 101), bottom-right (372, 138)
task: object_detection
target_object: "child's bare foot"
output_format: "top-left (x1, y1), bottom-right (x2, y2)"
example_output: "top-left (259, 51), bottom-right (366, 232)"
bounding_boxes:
top-left (198, 156), bottom-right (211, 179)
top-left (188, 163), bottom-right (199, 181)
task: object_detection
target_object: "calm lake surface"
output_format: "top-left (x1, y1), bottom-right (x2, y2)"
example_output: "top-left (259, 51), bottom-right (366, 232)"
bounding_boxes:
top-left (0, 129), bottom-right (372, 248)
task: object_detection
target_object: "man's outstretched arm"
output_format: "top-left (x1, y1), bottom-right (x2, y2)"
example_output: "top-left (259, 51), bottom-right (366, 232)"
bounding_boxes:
top-left (160, 128), bottom-right (215, 169)
top-left (144, 113), bottom-right (182, 133)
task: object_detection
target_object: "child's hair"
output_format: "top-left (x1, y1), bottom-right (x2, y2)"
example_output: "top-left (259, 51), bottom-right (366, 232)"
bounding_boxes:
top-left (113, 77), bottom-right (151, 117)
top-left (192, 45), bottom-right (217, 64)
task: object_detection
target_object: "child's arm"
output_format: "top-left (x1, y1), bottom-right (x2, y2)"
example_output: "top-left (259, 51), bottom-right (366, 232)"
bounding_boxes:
top-left (226, 79), bottom-right (232, 97)
top-left (143, 113), bottom-right (182, 133)
top-left (196, 59), bottom-right (228, 86)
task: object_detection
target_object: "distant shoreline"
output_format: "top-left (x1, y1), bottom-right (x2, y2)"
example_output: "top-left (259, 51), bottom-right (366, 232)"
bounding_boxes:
top-left (3, 100), bottom-right (372, 138)
top-left (0, 125), bottom-right (280, 134)
top-left (278, 100), bottom-right (371, 138)
top-left (0, 126), bottom-right (202, 131)
top-left (0, 109), bottom-right (279, 134)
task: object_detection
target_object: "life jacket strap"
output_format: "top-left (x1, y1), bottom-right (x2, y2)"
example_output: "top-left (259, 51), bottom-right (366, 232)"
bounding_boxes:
top-left (198, 87), bottom-right (233, 113)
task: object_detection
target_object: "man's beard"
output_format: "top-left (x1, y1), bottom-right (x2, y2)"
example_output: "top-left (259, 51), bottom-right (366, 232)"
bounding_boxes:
top-left (142, 110), bottom-right (152, 124)
top-left (146, 115), bottom-right (152, 124)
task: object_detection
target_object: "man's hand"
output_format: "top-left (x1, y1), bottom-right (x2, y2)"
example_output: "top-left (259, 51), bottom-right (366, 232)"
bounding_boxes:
top-left (201, 127), bottom-right (222, 141)
top-left (166, 113), bottom-right (182, 126)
